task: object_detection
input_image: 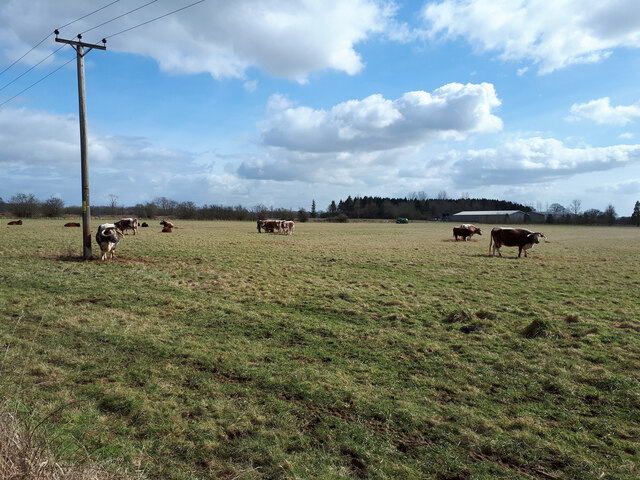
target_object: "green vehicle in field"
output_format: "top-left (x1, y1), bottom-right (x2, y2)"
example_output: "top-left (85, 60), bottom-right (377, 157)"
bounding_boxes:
top-left (396, 217), bottom-right (409, 224)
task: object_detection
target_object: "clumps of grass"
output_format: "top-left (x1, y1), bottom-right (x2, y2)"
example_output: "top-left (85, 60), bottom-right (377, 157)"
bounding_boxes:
top-left (0, 406), bottom-right (139, 479)
top-left (564, 314), bottom-right (581, 323)
top-left (443, 309), bottom-right (473, 324)
top-left (476, 309), bottom-right (497, 320)
top-left (523, 319), bottom-right (552, 338)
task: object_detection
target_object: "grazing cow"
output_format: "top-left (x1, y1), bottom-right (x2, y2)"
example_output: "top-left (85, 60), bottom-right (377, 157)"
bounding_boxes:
top-left (161, 225), bottom-right (173, 233)
top-left (453, 224), bottom-right (482, 241)
top-left (282, 220), bottom-right (295, 235)
top-left (258, 219), bottom-right (280, 233)
top-left (95, 223), bottom-right (123, 260)
top-left (7, 220), bottom-right (23, 225)
top-left (64, 222), bottom-right (81, 227)
top-left (114, 217), bottom-right (138, 235)
top-left (489, 227), bottom-right (545, 258)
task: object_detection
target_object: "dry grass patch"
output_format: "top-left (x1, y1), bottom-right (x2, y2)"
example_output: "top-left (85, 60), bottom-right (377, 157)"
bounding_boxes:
top-left (0, 407), bottom-right (141, 480)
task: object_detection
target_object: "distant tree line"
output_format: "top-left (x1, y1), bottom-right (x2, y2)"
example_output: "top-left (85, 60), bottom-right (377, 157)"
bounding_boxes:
top-left (0, 194), bottom-right (308, 222)
top-left (1, 193), bottom-right (638, 226)
top-left (324, 194), bottom-right (532, 221)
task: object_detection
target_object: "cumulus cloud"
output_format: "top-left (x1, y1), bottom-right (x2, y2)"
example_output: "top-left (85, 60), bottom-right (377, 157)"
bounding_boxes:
top-left (568, 97), bottom-right (640, 125)
top-left (586, 179), bottom-right (640, 194)
top-left (447, 137), bottom-right (640, 186)
top-left (0, 0), bottom-right (393, 82)
top-left (422, 0), bottom-right (640, 74)
top-left (258, 83), bottom-right (502, 154)
top-left (0, 107), bottom-right (210, 204)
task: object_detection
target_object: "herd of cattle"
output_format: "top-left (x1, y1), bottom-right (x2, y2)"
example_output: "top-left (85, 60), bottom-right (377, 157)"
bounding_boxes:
top-left (6, 218), bottom-right (546, 260)
top-left (257, 219), bottom-right (295, 235)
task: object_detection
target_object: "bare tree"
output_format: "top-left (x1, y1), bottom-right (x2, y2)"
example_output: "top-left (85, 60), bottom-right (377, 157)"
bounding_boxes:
top-left (569, 199), bottom-right (582, 215)
top-left (42, 196), bottom-right (65, 217)
top-left (437, 190), bottom-right (448, 200)
top-left (109, 194), bottom-right (119, 215)
top-left (10, 193), bottom-right (40, 218)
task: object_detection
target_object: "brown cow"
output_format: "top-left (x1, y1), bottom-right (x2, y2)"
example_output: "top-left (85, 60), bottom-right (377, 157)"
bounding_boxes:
top-left (64, 222), bottom-right (81, 227)
top-left (161, 225), bottom-right (173, 233)
top-left (453, 224), bottom-right (482, 241)
top-left (7, 220), bottom-right (23, 225)
top-left (160, 220), bottom-right (174, 229)
top-left (114, 218), bottom-right (138, 235)
top-left (257, 219), bottom-right (280, 233)
top-left (489, 227), bottom-right (545, 258)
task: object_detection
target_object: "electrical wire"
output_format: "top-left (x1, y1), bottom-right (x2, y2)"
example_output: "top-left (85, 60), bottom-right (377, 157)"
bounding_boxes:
top-left (103, 0), bottom-right (206, 40)
top-left (80, 0), bottom-right (159, 37)
top-left (0, 0), bottom-right (207, 108)
top-left (0, 45), bottom-right (65, 93)
top-left (0, 57), bottom-right (76, 109)
top-left (0, 0), bottom-right (121, 78)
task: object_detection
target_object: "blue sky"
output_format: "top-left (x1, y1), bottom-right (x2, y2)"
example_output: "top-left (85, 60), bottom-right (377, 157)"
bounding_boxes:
top-left (1, 0), bottom-right (639, 215)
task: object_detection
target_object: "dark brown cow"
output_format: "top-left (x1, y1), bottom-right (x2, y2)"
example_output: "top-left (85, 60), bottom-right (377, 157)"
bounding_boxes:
top-left (453, 224), bottom-right (482, 241)
top-left (114, 218), bottom-right (138, 235)
top-left (7, 220), bottom-right (23, 225)
top-left (489, 227), bottom-right (545, 258)
top-left (257, 219), bottom-right (280, 233)
top-left (64, 222), bottom-right (81, 227)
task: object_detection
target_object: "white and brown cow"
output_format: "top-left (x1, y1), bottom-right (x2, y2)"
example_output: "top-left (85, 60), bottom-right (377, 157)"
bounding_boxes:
top-left (453, 224), bottom-right (482, 241)
top-left (489, 227), bottom-right (545, 258)
top-left (114, 217), bottom-right (138, 235)
top-left (96, 223), bottom-right (124, 260)
top-left (282, 220), bottom-right (295, 235)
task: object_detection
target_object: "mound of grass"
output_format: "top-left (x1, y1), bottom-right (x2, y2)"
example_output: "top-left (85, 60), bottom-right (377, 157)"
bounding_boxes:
top-left (443, 309), bottom-right (473, 323)
top-left (523, 319), bottom-right (552, 338)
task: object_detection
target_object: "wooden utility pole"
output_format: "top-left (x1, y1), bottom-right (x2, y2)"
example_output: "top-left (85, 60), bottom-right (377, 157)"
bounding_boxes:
top-left (55, 32), bottom-right (106, 259)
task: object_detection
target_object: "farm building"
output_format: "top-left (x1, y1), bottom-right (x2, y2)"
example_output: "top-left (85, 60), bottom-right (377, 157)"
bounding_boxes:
top-left (452, 210), bottom-right (545, 224)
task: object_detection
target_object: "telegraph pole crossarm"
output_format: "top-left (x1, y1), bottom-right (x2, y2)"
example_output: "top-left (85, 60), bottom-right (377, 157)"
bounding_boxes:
top-left (55, 31), bottom-right (106, 260)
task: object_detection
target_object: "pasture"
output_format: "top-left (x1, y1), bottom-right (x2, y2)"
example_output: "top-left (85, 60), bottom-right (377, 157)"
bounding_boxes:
top-left (1, 220), bottom-right (639, 479)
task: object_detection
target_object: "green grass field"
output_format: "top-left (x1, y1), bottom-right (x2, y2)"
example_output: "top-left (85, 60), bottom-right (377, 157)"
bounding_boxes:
top-left (1, 219), bottom-right (639, 479)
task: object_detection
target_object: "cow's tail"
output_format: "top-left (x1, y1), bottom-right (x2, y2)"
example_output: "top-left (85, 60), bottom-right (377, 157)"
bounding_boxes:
top-left (488, 234), bottom-right (493, 254)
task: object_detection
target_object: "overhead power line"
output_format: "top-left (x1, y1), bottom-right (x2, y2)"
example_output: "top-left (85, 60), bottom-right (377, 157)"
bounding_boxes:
top-left (0, 0), bottom-right (121, 79)
top-left (103, 0), bottom-right (206, 40)
top-left (81, 0), bottom-right (159, 37)
top-left (0, 0), bottom-right (208, 109)
top-left (0, 57), bottom-right (75, 109)
top-left (0, 45), bottom-right (65, 93)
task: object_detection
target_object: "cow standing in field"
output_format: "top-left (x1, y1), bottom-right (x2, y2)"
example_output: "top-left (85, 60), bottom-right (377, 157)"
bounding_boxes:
top-left (115, 218), bottom-right (138, 235)
top-left (64, 222), bottom-right (81, 227)
top-left (7, 220), bottom-right (23, 225)
top-left (282, 220), bottom-right (295, 235)
top-left (257, 219), bottom-right (280, 233)
top-left (96, 223), bottom-right (124, 260)
top-left (453, 224), bottom-right (482, 241)
top-left (489, 227), bottom-right (545, 258)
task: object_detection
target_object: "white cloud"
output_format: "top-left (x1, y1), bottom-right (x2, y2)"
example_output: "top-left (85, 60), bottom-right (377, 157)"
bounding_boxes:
top-left (446, 137), bottom-right (640, 186)
top-left (619, 132), bottom-right (634, 139)
top-left (243, 80), bottom-right (258, 92)
top-left (258, 83), bottom-right (502, 154)
top-left (0, 0), bottom-right (393, 82)
top-left (587, 179), bottom-right (640, 195)
top-left (422, 0), bottom-right (640, 74)
top-left (568, 97), bottom-right (640, 125)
